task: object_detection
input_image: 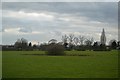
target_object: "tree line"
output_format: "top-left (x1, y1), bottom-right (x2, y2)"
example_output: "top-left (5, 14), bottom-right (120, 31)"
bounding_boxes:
top-left (2, 34), bottom-right (120, 51)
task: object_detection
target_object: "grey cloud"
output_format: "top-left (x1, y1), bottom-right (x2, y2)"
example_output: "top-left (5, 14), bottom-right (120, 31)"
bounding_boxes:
top-left (19, 27), bottom-right (32, 33)
top-left (1, 28), bottom-right (5, 32)
top-left (3, 2), bottom-right (118, 27)
top-left (2, 16), bottom-right (70, 31)
top-left (2, 2), bottom-right (118, 44)
top-left (54, 31), bottom-right (62, 36)
top-left (2, 2), bottom-right (118, 24)
top-left (48, 30), bottom-right (62, 36)
top-left (2, 0), bottom-right (118, 2)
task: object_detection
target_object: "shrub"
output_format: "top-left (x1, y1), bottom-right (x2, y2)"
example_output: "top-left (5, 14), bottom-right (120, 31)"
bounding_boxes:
top-left (46, 43), bottom-right (65, 55)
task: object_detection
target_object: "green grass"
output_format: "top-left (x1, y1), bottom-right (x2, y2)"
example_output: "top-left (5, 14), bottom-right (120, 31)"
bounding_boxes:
top-left (2, 50), bottom-right (118, 78)
top-left (0, 51), bottom-right (2, 79)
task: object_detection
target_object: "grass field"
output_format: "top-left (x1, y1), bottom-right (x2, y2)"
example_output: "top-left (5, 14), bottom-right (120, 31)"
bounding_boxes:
top-left (2, 50), bottom-right (118, 78)
top-left (0, 51), bottom-right (2, 79)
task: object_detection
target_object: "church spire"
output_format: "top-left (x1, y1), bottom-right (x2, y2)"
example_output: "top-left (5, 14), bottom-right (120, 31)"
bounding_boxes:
top-left (100, 28), bottom-right (106, 45)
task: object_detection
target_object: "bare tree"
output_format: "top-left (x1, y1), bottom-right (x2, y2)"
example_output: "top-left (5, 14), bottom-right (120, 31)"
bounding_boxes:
top-left (68, 34), bottom-right (75, 49)
top-left (78, 35), bottom-right (86, 45)
top-left (14, 38), bottom-right (28, 50)
top-left (68, 34), bottom-right (74, 45)
top-left (109, 39), bottom-right (117, 49)
top-left (14, 39), bottom-right (22, 48)
top-left (48, 39), bottom-right (57, 44)
top-left (62, 34), bottom-right (68, 44)
top-left (85, 37), bottom-right (94, 46)
top-left (109, 39), bottom-right (116, 46)
top-left (73, 37), bottom-right (79, 46)
top-left (62, 34), bottom-right (68, 48)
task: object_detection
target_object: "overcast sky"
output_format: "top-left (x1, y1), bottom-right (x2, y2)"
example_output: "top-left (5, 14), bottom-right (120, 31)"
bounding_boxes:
top-left (1, 2), bottom-right (118, 45)
top-left (1, 0), bottom-right (119, 2)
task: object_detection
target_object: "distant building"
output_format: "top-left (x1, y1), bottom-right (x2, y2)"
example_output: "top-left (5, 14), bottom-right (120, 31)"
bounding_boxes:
top-left (100, 28), bottom-right (106, 45)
